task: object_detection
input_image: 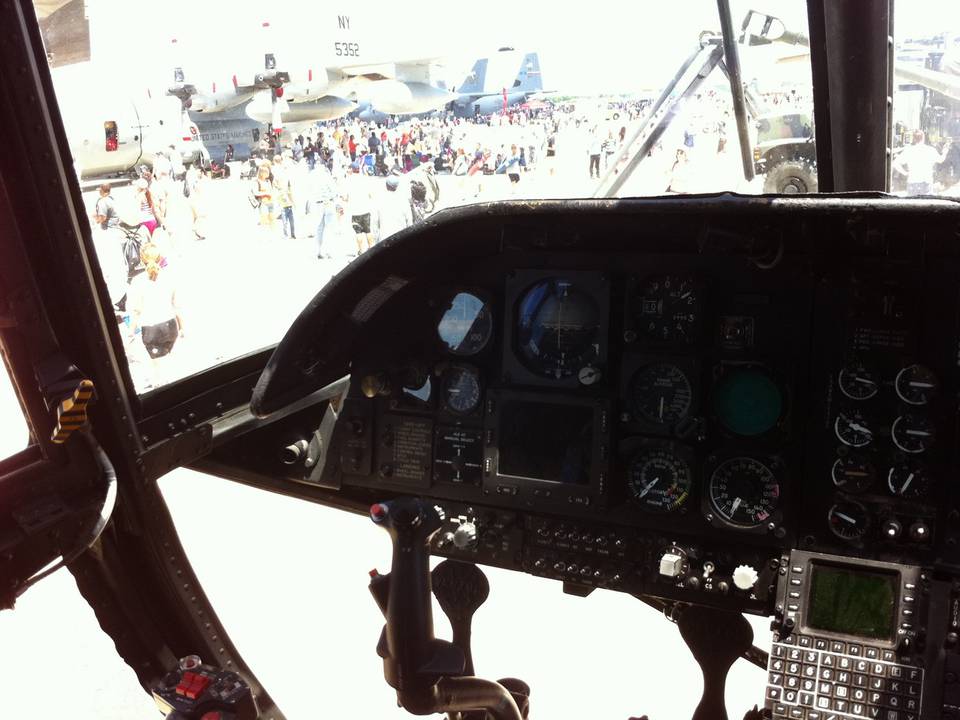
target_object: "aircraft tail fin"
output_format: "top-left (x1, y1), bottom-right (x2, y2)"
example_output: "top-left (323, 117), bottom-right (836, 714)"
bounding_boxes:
top-left (456, 58), bottom-right (488, 96)
top-left (514, 52), bottom-right (543, 93)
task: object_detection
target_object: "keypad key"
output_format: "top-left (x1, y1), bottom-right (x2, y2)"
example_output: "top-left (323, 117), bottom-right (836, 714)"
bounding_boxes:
top-left (866, 647), bottom-right (880, 660)
top-left (906, 668), bottom-right (921, 683)
top-left (852, 703), bottom-right (866, 717)
top-left (835, 686), bottom-right (849, 699)
top-left (881, 650), bottom-right (896, 662)
top-left (903, 698), bottom-right (918, 712)
top-left (773, 645), bottom-right (786, 658)
top-left (835, 671), bottom-right (849, 684)
top-left (831, 641), bottom-right (846, 653)
top-left (887, 695), bottom-right (901, 709)
top-left (786, 676), bottom-right (800, 690)
top-left (818, 682), bottom-right (833, 696)
top-left (868, 708), bottom-right (882, 719)
top-left (833, 698), bottom-right (848, 713)
top-left (770, 672), bottom-right (784, 686)
top-left (888, 666), bottom-right (903, 679)
top-left (870, 677), bottom-right (885, 691)
top-left (814, 638), bottom-right (829, 651)
top-left (789, 649), bottom-right (804, 662)
top-left (780, 633), bottom-right (797, 645)
top-left (802, 679), bottom-right (816, 692)
top-left (807, 712), bottom-right (821, 720)
top-left (767, 687), bottom-right (782, 701)
top-left (838, 656), bottom-right (853, 670)
top-left (816, 696), bottom-right (831, 710)
top-left (871, 663), bottom-right (887, 676)
top-left (800, 693), bottom-right (814, 707)
top-left (822, 654), bottom-right (835, 668)
top-left (773, 703), bottom-right (789, 718)
top-left (868, 692), bottom-right (883, 705)
top-left (888, 681), bottom-right (901, 695)
top-left (804, 651), bottom-right (818, 663)
top-left (772, 659), bottom-right (785, 672)
top-left (803, 665), bottom-right (818, 678)
top-left (852, 688), bottom-right (867, 702)
top-left (885, 711), bottom-right (899, 720)
top-left (905, 683), bottom-right (920, 697)
top-left (798, 635), bottom-right (812, 648)
top-left (787, 662), bottom-right (801, 675)
top-left (848, 643), bottom-right (863, 656)
top-left (853, 674), bottom-right (869, 688)
top-left (783, 690), bottom-right (798, 703)
top-left (819, 668), bottom-right (834, 681)
top-left (789, 708), bottom-right (804, 720)
top-left (855, 660), bottom-right (870, 673)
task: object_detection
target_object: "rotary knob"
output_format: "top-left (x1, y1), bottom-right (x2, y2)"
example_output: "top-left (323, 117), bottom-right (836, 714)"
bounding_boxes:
top-left (453, 521), bottom-right (478, 550)
top-left (733, 564), bottom-right (759, 591)
top-left (659, 552), bottom-right (685, 578)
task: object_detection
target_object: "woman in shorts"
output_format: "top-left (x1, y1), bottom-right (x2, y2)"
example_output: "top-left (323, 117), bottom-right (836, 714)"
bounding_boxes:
top-left (127, 242), bottom-right (183, 386)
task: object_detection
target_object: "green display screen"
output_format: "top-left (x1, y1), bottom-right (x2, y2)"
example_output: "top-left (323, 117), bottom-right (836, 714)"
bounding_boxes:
top-left (807, 565), bottom-right (897, 640)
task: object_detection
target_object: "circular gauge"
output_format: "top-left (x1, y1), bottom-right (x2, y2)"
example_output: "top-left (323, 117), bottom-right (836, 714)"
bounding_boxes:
top-left (838, 361), bottom-right (879, 401)
top-left (636, 275), bottom-right (698, 342)
top-left (887, 462), bottom-right (931, 500)
top-left (627, 448), bottom-right (693, 513)
top-left (440, 365), bottom-right (481, 415)
top-left (631, 363), bottom-right (693, 426)
top-left (517, 278), bottom-right (602, 379)
top-left (828, 500), bottom-right (870, 541)
top-left (892, 413), bottom-right (936, 454)
top-left (831, 455), bottom-right (876, 493)
top-left (895, 364), bottom-right (939, 406)
top-left (834, 409), bottom-right (874, 448)
top-left (708, 457), bottom-right (780, 528)
top-left (437, 292), bottom-right (493, 356)
top-left (713, 367), bottom-right (783, 437)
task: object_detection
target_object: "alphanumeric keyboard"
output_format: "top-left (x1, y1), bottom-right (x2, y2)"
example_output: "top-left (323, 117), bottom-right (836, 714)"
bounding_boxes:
top-left (766, 633), bottom-right (923, 720)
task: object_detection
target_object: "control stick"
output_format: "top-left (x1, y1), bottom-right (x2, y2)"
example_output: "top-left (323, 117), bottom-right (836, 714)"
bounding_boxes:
top-left (677, 605), bottom-right (754, 720)
top-left (368, 498), bottom-right (523, 720)
top-left (432, 560), bottom-right (531, 719)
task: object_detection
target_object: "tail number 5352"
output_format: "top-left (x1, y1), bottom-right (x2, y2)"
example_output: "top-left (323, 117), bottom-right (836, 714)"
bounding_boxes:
top-left (334, 42), bottom-right (360, 57)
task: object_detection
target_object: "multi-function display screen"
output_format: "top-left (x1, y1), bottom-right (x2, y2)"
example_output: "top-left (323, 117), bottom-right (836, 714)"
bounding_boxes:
top-left (807, 564), bottom-right (897, 640)
top-left (498, 400), bottom-right (593, 484)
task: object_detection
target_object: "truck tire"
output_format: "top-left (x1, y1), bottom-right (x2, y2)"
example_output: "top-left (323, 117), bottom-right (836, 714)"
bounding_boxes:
top-left (763, 161), bottom-right (818, 194)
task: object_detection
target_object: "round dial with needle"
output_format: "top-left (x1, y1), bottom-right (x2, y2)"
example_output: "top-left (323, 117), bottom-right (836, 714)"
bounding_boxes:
top-left (831, 455), bottom-right (876, 493)
top-left (708, 457), bottom-right (780, 528)
top-left (895, 364), bottom-right (939, 406)
top-left (631, 363), bottom-right (693, 427)
top-left (834, 409), bottom-right (874, 448)
top-left (838, 361), bottom-right (880, 401)
top-left (828, 501), bottom-right (870, 541)
top-left (887, 462), bottom-right (931, 500)
top-left (627, 448), bottom-right (693, 513)
top-left (891, 413), bottom-right (936, 454)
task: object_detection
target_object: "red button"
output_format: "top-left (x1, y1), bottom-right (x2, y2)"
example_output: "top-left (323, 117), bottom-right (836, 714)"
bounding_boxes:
top-left (184, 673), bottom-right (213, 700)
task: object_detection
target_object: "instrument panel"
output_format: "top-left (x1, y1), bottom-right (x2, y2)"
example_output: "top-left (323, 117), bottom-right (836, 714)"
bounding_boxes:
top-left (252, 200), bottom-right (960, 615)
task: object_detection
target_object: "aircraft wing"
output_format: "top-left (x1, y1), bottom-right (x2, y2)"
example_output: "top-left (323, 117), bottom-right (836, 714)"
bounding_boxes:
top-left (895, 63), bottom-right (960, 103)
top-left (333, 58), bottom-right (444, 84)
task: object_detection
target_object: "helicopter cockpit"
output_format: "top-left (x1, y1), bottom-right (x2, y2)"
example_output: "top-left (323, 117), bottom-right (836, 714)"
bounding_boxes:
top-left (1, 1), bottom-right (960, 719)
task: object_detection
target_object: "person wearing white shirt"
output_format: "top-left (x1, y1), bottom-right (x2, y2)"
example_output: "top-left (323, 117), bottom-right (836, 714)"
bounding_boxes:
top-left (894, 131), bottom-right (952, 195)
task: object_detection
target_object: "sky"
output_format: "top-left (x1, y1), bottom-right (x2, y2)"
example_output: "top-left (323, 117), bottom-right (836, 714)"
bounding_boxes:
top-left (48, 0), bottom-right (960, 102)
top-left (67, 0), bottom-right (818, 97)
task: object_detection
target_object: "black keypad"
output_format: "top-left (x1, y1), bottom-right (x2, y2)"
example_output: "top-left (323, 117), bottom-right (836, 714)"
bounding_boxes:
top-left (766, 635), bottom-right (923, 720)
